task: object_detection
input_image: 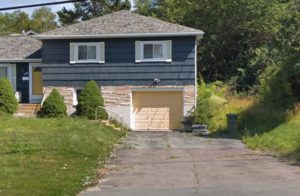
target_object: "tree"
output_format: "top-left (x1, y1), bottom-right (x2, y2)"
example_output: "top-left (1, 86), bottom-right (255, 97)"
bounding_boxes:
top-left (31, 7), bottom-right (57, 33)
top-left (135, 0), bottom-right (290, 92)
top-left (58, 0), bottom-right (131, 26)
top-left (0, 78), bottom-right (18, 114)
top-left (76, 80), bottom-right (108, 120)
top-left (0, 10), bottom-right (31, 35)
top-left (0, 8), bottom-right (57, 35)
top-left (57, 6), bottom-right (80, 26)
top-left (40, 89), bottom-right (67, 118)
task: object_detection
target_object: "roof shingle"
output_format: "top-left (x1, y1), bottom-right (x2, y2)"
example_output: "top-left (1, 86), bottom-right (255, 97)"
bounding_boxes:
top-left (37, 10), bottom-right (203, 39)
top-left (0, 35), bottom-right (41, 61)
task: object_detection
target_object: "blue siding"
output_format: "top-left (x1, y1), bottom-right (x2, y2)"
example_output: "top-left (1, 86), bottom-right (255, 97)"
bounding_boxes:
top-left (42, 37), bottom-right (196, 87)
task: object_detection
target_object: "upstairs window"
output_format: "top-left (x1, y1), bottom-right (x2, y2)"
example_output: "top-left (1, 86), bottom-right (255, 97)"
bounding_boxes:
top-left (135, 40), bottom-right (172, 63)
top-left (70, 42), bottom-right (105, 64)
top-left (143, 43), bottom-right (164, 59)
top-left (78, 45), bottom-right (97, 60)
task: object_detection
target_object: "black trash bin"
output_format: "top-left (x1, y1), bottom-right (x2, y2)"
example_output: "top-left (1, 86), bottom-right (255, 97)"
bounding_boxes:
top-left (227, 113), bottom-right (238, 133)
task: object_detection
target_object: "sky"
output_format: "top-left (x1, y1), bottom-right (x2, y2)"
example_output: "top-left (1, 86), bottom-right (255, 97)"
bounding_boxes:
top-left (0, 0), bottom-right (135, 16)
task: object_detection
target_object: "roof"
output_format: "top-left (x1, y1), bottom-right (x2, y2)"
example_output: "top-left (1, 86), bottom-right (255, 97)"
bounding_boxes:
top-left (35, 10), bottom-right (204, 40)
top-left (0, 35), bottom-right (42, 62)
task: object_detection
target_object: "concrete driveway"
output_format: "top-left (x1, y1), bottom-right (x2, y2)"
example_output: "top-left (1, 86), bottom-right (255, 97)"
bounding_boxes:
top-left (81, 131), bottom-right (300, 196)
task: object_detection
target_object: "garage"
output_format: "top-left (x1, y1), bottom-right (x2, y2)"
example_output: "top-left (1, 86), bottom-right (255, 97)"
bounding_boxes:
top-left (132, 90), bottom-right (183, 130)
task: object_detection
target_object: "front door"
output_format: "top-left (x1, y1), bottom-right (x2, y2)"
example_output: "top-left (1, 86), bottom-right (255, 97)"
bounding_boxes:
top-left (30, 65), bottom-right (43, 101)
top-left (16, 63), bottom-right (29, 103)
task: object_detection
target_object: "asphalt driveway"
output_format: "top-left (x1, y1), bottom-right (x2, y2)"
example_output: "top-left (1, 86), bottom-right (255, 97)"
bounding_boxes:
top-left (81, 131), bottom-right (300, 196)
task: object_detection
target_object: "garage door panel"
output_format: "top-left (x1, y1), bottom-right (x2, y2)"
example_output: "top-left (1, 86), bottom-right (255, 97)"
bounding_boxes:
top-left (150, 115), bottom-right (169, 120)
top-left (149, 107), bottom-right (169, 112)
top-left (134, 107), bottom-right (149, 112)
top-left (135, 115), bottom-right (149, 120)
top-left (132, 91), bottom-right (183, 130)
top-left (135, 122), bottom-right (148, 129)
top-left (148, 122), bottom-right (168, 129)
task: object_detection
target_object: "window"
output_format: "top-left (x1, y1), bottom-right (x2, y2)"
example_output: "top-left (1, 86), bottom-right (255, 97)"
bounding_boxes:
top-left (144, 43), bottom-right (164, 59)
top-left (70, 42), bottom-right (105, 64)
top-left (0, 66), bottom-right (8, 78)
top-left (78, 45), bottom-right (97, 60)
top-left (135, 40), bottom-right (172, 63)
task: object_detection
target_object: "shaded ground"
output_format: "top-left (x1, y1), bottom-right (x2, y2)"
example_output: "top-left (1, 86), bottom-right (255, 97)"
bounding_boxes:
top-left (81, 131), bottom-right (300, 196)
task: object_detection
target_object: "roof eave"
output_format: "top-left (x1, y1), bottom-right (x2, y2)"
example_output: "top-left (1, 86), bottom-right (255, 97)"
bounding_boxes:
top-left (0, 58), bottom-right (42, 63)
top-left (34, 32), bottom-right (204, 40)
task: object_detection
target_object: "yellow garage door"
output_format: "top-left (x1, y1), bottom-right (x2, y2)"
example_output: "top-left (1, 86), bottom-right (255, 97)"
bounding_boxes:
top-left (132, 91), bottom-right (183, 130)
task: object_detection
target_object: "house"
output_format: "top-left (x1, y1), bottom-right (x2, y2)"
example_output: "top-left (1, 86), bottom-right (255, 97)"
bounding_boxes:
top-left (0, 10), bottom-right (204, 130)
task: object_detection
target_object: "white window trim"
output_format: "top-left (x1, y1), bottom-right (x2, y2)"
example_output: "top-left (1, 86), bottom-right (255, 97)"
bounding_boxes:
top-left (140, 41), bottom-right (167, 62)
top-left (73, 42), bottom-right (103, 63)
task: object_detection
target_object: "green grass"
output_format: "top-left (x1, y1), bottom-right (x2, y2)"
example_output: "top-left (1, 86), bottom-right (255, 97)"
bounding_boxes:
top-left (207, 95), bottom-right (300, 162)
top-left (0, 116), bottom-right (124, 195)
top-left (209, 97), bottom-right (254, 132)
top-left (243, 113), bottom-right (300, 160)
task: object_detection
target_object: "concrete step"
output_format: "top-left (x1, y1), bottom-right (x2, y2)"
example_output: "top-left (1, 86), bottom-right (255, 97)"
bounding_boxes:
top-left (15, 104), bottom-right (41, 117)
top-left (100, 120), bottom-right (122, 131)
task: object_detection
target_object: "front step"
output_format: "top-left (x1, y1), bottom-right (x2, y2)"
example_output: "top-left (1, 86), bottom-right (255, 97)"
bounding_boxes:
top-left (101, 120), bottom-right (122, 131)
top-left (14, 104), bottom-right (41, 117)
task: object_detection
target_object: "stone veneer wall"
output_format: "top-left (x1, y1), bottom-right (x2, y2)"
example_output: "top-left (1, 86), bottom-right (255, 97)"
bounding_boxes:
top-left (43, 86), bottom-right (76, 115)
top-left (102, 85), bottom-right (195, 127)
top-left (101, 85), bottom-right (195, 106)
top-left (43, 85), bottom-right (195, 127)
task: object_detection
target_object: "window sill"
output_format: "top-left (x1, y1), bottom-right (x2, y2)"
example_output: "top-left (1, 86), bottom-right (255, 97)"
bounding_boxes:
top-left (137, 59), bottom-right (172, 63)
top-left (70, 61), bottom-right (105, 64)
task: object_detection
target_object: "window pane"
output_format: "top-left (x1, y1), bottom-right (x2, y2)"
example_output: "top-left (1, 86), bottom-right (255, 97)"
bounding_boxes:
top-left (144, 44), bottom-right (153, 59)
top-left (78, 45), bottom-right (87, 60)
top-left (0, 67), bottom-right (7, 78)
top-left (87, 46), bottom-right (97, 59)
top-left (153, 44), bottom-right (163, 59)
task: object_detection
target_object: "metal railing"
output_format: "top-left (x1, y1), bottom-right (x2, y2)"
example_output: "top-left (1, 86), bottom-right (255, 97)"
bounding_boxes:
top-left (95, 106), bottom-right (124, 131)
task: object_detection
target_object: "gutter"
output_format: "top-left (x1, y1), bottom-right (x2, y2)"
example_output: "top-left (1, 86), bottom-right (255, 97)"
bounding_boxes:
top-left (0, 59), bottom-right (42, 63)
top-left (34, 32), bottom-right (205, 40)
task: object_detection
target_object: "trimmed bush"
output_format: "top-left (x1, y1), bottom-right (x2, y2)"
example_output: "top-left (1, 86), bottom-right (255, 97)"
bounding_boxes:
top-left (0, 77), bottom-right (18, 114)
top-left (76, 80), bottom-right (108, 119)
top-left (40, 89), bottom-right (67, 118)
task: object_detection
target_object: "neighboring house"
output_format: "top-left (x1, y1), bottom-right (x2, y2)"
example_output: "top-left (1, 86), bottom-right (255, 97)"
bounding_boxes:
top-left (0, 10), bottom-right (204, 130)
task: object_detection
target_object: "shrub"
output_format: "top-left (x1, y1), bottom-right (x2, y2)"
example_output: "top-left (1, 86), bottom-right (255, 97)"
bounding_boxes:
top-left (40, 89), bottom-right (67, 118)
top-left (76, 80), bottom-right (108, 120)
top-left (0, 77), bottom-right (18, 114)
top-left (193, 81), bottom-right (227, 130)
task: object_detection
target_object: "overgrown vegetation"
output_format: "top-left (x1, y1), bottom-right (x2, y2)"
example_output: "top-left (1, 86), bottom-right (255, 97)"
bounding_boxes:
top-left (76, 80), bottom-right (108, 120)
top-left (243, 111), bottom-right (300, 162)
top-left (0, 116), bottom-right (123, 195)
top-left (193, 81), bottom-right (253, 132)
top-left (0, 78), bottom-right (18, 114)
top-left (39, 89), bottom-right (67, 118)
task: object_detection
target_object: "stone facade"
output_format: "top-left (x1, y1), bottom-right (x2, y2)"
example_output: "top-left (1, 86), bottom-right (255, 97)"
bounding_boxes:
top-left (101, 85), bottom-right (195, 106)
top-left (43, 85), bottom-right (195, 127)
top-left (101, 85), bottom-right (195, 127)
top-left (43, 86), bottom-right (76, 114)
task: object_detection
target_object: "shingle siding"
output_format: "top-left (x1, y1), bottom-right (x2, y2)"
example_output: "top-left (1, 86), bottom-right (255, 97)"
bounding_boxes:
top-left (42, 36), bottom-right (196, 87)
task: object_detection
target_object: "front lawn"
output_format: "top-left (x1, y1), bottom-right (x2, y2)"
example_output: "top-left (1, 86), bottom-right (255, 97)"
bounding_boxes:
top-left (0, 116), bottom-right (123, 195)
